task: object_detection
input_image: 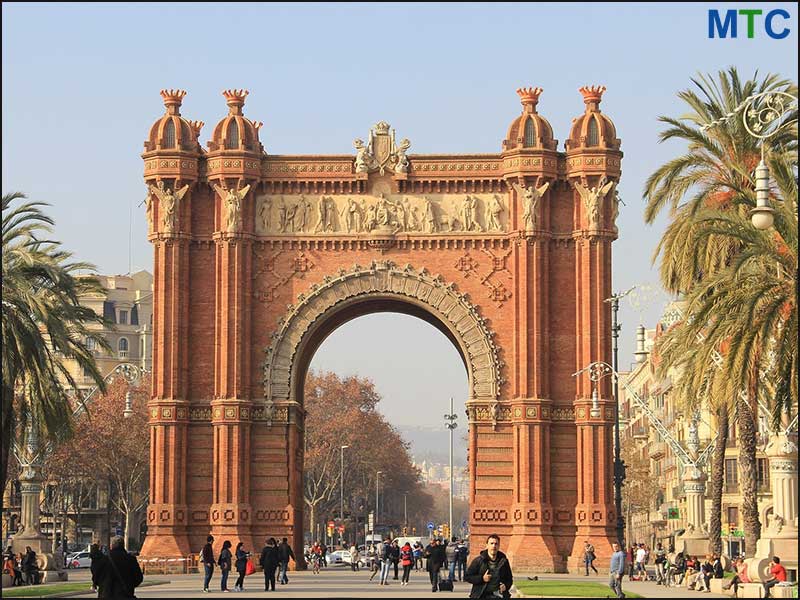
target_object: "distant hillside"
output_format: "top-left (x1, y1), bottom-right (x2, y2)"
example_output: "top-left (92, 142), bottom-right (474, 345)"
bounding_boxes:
top-left (397, 424), bottom-right (468, 466)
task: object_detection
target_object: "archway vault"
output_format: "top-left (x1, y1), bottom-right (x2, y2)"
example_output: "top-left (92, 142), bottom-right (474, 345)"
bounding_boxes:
top-left (262, 260), bottom-right (502, 410)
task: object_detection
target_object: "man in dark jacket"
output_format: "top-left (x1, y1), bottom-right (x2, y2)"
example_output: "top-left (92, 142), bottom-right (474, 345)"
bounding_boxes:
top-left (464, 533), bottom-right (513, 599)
top-left (201, 535), bottom-right (215, 592)
top-left (389, 540), bottom-right (401, 580)
top-left (22, 546), bottom-right (39, 585)
top-left (92, 536), bottom-right (143, 599)
top-left (424, 538), bottom-right (447, 592)
top-left (259, 538), bottom-right (279, 591)
top-left (277, 537), bottom-right (295, 584)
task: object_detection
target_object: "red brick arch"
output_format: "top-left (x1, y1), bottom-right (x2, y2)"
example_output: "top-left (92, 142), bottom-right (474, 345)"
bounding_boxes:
top-left (139, 87), bottom-right (622, 572)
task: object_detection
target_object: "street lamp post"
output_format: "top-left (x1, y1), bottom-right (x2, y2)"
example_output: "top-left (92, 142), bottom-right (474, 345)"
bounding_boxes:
top-left (604, 288), bottom-right (635, 547)
top-left (375, 471), bottom-right (383, 533)
top-left (340, 445), bottom-right (348, 547)
top-left (444, 397), bottom-right (458, 541)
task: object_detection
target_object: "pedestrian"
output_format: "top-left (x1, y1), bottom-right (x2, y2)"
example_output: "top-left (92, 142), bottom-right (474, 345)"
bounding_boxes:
top-left (389, 539), bottom-right (400, 579)
top-left (320, 541), bottom-right (328, 567)
top-left (22, 546), bottom-right (39, 585)
top-left (400, 541), bottom-right (413, 586)
top-left (635, 543), bottom-right (647, 580)
top-left (259, 538), bottom-right (279, 592)
top-left (654, 542), bottom-right (666, 584)
top-left (464, 533), bottom-right (513, 599)
top-left (201, 535), bottom-right (215, 593)
top-left (367, 543), bottom-right (380, 581)
top-left (446, 537), bottom-right (458, 582)
top-left (90, 543), bottom-right (105, 594)
top-left (457, 539), bottom-right (469, 581)
top-left (626, 544), bottom-right (635, 579)
top-left (424, 538), bottom-right (447, 593)
top-left (583, 540), bottom-right (598, 576)
top-left (92, 536), bottom-right (143, 599)
top-left (608, 542), bottom-right (626, 599)
top-left (763, 556), bottom-right (787, 598)
top-left (414, 542), bottom-right (423, 571)
top-left (379, 538), bottom-right (392, 585)
top-left (277, 537), bottom-right (295, 584)
top-left (3, 550), bottom-right (19, 587)
top-left (234, 541), bottom-right (248, 592)
top-left (13, 552), bottom-right (24, 586)
top-left (349, 543), bottom-right (360, 572)
top-left (217, 540), bottom-right (232, 592)
top-left (670, 551), bottom-right (686, 586)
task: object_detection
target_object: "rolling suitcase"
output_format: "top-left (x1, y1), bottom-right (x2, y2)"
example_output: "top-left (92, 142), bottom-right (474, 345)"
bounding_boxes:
top-left (438, 579), bottom-right (454, 591)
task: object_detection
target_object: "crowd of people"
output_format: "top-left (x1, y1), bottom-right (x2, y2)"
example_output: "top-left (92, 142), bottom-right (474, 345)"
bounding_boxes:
top-left (3, 545), bottom-right (40, 586)
top-left (201, 535), bottom-right (296, 592)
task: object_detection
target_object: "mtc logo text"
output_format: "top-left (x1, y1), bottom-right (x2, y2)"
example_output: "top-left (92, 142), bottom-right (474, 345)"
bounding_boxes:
top-left (708, 9), bottom-right (791, 39)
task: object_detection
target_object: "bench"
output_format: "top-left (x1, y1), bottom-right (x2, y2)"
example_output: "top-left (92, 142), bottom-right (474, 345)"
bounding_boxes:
top-left (737, 582), bottom-right (797, 598)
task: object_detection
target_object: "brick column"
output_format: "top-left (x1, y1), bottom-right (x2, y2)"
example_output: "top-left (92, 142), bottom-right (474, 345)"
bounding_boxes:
top-left (141, 235), bottom-right (192, 558)
top-left (209, 227), bottom-right (255, 552)
top-left (570, 231), bottom-right (616, 568)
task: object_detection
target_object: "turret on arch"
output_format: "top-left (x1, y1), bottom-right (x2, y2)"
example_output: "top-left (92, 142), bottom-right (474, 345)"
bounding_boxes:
top-left (140, 87), bottom-right (623, 572)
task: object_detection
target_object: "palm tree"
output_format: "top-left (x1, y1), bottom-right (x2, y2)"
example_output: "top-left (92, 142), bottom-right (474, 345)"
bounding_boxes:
top-left (2, 192), bottom-right (110, 492)
top-left (643, 68), bottom-right (797, 557)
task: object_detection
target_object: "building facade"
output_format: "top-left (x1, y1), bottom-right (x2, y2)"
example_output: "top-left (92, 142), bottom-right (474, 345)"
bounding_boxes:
top-left (619, 303), bottom-right (772, 557)
top-left (140, 86), bottom-right (624, 571)
top-left (2, 271), bottom-right (153, 550)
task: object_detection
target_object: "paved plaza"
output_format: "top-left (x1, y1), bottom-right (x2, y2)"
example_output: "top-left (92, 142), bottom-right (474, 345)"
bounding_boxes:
top-left (61, 567), bottom-right (731, 598)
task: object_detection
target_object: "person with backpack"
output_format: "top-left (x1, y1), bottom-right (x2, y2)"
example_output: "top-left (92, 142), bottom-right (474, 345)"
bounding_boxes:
top-left (446, 538), bottom-right (458, 582)
top-left (400, 541), bottom-right (414, 585)
top-left (464, 533), bottom-right (513, 599)
top-left (413, 542), bottom-right (423, 571)
top-left (379, 538), bottom-right (392, 585)
top-left (201, 535), bottom-right (215, 593)
top-left (456, 540), bottom-right (469, 581)
top-left (92, 536), bottom-right (143, 599)
top-left (217, 540), bottom-right (232, 592)
top-left (259, 538), bottom-right (279, 592)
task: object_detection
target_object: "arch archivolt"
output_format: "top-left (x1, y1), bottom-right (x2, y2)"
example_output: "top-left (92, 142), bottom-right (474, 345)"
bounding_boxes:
top-left (262, 260), bottom-right (503, 410)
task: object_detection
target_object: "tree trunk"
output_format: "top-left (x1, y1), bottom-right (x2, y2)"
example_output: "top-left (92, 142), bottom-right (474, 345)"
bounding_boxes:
top-left (709, 404), bottom-right (729, 555)
top-left (124, 507), bottom-right (133, 551)
top-left (308, 503), bottom-right (316, 544)
top-left (737, 396), bottom-right (761, 557)
top-left (1, 387), bottom-right (14, 502)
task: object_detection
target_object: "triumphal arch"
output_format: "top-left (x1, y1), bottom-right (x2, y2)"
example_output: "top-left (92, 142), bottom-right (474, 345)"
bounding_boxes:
top-left (139, 85), bottom-right (623, 571)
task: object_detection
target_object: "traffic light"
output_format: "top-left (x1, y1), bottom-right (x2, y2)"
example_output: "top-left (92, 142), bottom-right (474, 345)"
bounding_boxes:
top-left (403, 526), bottom-right (408, 536)
top-left (412, 527), bottom-right (416, 535)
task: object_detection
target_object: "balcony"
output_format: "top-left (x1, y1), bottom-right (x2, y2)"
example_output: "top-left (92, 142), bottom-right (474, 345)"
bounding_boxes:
top-left (649, 441), bottom-right (667, 459)
top-left (672, 484), bottom-right (685, 500)
top-left (118, 351), bottom-right (129, 359)
top-left (630, 426), bottom-right (648, 440)
top-left (649, 510), bottom-right (668, 525)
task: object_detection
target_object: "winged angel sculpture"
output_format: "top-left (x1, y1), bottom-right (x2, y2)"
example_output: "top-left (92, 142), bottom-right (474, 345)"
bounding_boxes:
top-left (147, 182), bottom-right (189, 232)
top-left (573, 176), bottom-right (615, 228)
top-left (213, 183), bottom-right (252, 232)
top-left (513, 181), bottom-right (550, 230)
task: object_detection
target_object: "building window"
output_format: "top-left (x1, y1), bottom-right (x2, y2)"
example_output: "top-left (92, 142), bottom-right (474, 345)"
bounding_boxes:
top-left (119, 310), bottom-right (128, 325)
top-left (524, 118), bottom-right (536, 147)
top-left (726, 506), bottom-right (739, 527)
top-left (725, 458), bottom-right (738, 492)
top-left (86, 337), bottom-right (96, 352)
top-left (118, 337), bottom-right (129, 358)
top-left (164, 119), bottom-right (176, 148)
top-left (757, 458), bottom-right (770, 490)
top-left (226, 120), bottom-right (239, 149)
top-left (587, 117), bottom-right (599, 146)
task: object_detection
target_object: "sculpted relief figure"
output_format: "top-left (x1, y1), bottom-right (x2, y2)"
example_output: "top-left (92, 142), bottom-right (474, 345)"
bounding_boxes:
top-left (513, 181), bottom-right (549, 230)
top-left (340, 197), bottom-right (363, 233)
top-left (376, 193), bottom-right (391, 227)
top-left (354, 138), bottom-right (376, 174)
top-left (364, 201), bottom-right (378, 232)
top-left (277, 196), bottom-right (287, 232)
top-left (461, 195), bottom-right (481, 232)
top-left (424, 197), bottom-right (437, 233)
top-left (574, 176), bottom-right (614, 228)
top-left (285, 201), bottom-right (298, 232)
top-left (485, 194), bottom-right (504, 232)
top-left (150, 181), bottom-right (189, 233)
top-left (609, 188), bottom-right (623, 231)
top-left (394, 138), bottom-right (411, 173)
top-left (257, 195), bottom-right (271, 232)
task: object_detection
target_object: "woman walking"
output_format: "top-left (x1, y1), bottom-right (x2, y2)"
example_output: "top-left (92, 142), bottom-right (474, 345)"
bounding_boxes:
top-left (234, 542), bottom-right (248, 592)
top-left (218, 540), bottom-right (232, 592)
top-left (259, 538), bottom-right (279, 592)
top-left (400, 542), bottom-right (413, 586)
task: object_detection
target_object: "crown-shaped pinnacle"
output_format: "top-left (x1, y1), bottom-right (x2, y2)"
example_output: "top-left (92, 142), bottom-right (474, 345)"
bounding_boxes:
top-left (579, 85), bottom-right (606, 109)
top-left (160, 89), bottom-right (187, 115)
top-left (190, 120), bottom-right (204, 139)
top-left (517, 87), bottom-right (543, 113)
top-left (223, 89), bottom-right (249, 115)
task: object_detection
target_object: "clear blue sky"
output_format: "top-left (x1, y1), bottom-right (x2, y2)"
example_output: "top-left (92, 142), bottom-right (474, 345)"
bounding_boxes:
top-left (3, 3), bottom-right (797, 428)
